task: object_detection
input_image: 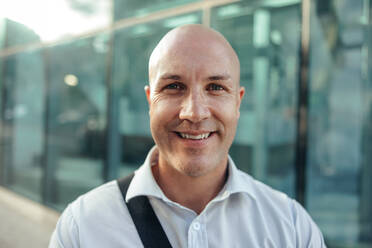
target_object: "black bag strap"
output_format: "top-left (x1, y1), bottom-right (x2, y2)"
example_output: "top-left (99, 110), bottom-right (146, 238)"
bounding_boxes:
top-left (117, 173), bottom-right (173, 248)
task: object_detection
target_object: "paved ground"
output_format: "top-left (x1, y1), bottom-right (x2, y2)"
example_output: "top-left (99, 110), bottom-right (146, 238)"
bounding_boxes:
top-left (0, 186), bottom-right (60, 248)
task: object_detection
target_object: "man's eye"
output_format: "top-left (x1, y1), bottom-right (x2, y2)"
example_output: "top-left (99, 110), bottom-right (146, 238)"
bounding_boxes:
top-left (164, 83), bottom-right (184, 90)
top-left (207, 84), bottom-right (224, 91)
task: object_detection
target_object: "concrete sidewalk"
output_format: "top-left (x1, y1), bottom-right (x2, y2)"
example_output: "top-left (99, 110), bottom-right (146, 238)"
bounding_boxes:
top-left (0, 187), bottom-right (60, 248)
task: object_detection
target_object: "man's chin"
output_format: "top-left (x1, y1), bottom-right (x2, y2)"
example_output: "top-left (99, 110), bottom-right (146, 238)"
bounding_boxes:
top-left (158, 148), bottom-right (221, 177)
top-left (175, 157), bottom-right (218, 178)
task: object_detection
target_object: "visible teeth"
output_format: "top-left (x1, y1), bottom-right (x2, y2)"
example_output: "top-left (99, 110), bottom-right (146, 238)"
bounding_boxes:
top-left (179, 132), bottom-right (210, 140)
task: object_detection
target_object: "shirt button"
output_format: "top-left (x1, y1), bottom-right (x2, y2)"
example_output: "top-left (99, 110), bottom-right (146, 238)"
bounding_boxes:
top-left (223, 191), bottom-right (229, 198)
top-left (193, 222), bottom-right (201, 230)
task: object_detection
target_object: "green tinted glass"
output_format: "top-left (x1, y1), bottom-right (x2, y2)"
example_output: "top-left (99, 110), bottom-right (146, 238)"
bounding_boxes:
top-left (44, 34), bottom-right (109, 210)
top-left (114, 0), bottom-right (200, 20)
top-left (307, 0), bottom-right (372, 246)
top-left (0, 49), bottom-right (45, 202)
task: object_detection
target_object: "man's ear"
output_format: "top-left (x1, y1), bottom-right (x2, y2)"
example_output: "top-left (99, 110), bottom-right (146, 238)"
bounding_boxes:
top-left (239, 86), bottom-right (245, 102)
top-left (144, 85), bottom-right (151, 106)
top-left (237, 86), bottom-right (245, 118)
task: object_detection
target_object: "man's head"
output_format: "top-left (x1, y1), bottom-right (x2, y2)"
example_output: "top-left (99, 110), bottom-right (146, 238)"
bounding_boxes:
top-left (145, 24), bottom-right (244, 177)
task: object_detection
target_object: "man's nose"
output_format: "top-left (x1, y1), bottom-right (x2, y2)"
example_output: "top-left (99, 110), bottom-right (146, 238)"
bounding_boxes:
top-left (179, 90), bottom-right (211, 123)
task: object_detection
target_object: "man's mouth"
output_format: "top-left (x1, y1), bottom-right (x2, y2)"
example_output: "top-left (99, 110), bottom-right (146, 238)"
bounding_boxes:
top-left (176, 132), bottom-right (212, 140)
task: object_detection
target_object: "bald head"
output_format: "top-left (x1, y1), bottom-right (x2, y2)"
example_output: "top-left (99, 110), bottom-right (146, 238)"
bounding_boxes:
top-left (148, 24), bottom-right (240, 86)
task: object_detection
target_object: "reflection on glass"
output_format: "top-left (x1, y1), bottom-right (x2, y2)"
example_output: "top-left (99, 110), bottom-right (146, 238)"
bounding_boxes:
top-left (111, 12), bottom-right (202, 177)
top-left (1, 0), bottom-right (112, 43)
top-left (0, 49), bottom-right (45, 202)
top-left (307, 0), bottom-right (372, 246)
top-left (114, 0), bottom-right (200, 20)
top-left (45, 34), bottom-right (109, 210)
top-left (211, 1), bottom-right (301, 197)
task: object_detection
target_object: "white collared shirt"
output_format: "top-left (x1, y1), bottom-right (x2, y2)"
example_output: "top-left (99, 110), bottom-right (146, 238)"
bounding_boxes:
top-left (49, 147), bottom-right (326, 248)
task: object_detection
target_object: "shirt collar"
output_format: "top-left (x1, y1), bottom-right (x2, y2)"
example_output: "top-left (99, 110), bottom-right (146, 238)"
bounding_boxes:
top-left (126, 146), bottom-right (257, 202)
top-left (125, 146), bottom-right (166, 202)
top-left (224, 155), bottom-right (257, 200)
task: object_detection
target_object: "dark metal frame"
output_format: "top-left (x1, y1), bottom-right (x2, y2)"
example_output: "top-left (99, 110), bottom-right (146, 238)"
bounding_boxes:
top-left (295, 0), bottom-right (311, 206)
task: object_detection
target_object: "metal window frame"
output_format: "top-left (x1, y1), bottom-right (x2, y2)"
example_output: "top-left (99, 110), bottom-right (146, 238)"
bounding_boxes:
top-left (294, 0), bottom-right (311, 206)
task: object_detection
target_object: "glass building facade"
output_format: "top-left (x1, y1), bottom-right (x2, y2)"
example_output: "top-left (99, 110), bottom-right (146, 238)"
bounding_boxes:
top-left (0, 0), bottom-right (371, 247)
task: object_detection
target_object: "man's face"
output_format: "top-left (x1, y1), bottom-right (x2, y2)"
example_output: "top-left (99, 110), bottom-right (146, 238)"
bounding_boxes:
top-left (146, 34), bottom-right (244, 177)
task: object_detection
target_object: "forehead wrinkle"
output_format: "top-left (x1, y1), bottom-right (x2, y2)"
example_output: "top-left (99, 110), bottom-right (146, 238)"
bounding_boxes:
top-left (160, 74), bottom-right (182, 80)
top-left (207, 74), bottom-right (231, 81)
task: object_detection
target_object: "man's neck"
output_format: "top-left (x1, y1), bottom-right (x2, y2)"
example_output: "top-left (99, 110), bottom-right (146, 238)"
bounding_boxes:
top-left (151, 160), bottom-right (228, 214)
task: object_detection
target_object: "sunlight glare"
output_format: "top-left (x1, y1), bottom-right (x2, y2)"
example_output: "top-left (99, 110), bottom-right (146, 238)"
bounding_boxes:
top-left (0, 0), bottom-right (111, 42)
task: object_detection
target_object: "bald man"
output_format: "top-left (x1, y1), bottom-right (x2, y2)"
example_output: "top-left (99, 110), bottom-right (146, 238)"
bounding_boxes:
top-left (49, 25), bottom-right (326, 248)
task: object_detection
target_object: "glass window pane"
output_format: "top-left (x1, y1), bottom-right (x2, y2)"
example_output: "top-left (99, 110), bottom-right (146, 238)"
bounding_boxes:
top-left (211, 1), bottom-right (301, 197)
top-left (0, 18), bottom-right (41, 49)
top-left (114, 0), bottom-right (200, 20)
top-left (307, 0), bottom-right (372, 246)
top-left (111, 12), bottom-right (202, 178)
top-left (0, 49), bottom-right (45, 202)
top-left (45, 34), bottom-right (109, 210)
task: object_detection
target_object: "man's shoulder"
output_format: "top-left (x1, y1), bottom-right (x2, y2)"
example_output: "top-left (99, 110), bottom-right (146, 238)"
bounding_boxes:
top-left (51, 179), bottom-right (143, 247)
top-left (231, 170), bottom-right (326, 247)
top-left (78, 180), bottom-right (121, 203)
top-left (68, 180), bottom-right (126, 221)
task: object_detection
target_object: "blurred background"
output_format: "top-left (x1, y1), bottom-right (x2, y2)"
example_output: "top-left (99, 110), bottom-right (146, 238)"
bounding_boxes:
top-left (0, 0), bottom-right (371, 247)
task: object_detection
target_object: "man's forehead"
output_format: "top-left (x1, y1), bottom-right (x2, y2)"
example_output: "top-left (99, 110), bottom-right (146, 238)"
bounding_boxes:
top-left (149, 24), bottom-right (240, 83)
top-left (153, 53), bottom-right (236, 85)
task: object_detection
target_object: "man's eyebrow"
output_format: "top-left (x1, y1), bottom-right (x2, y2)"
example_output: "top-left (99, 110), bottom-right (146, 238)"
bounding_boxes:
top-left (207, 74), bottom-right (231, 81)
top-left (160, 74), bottom-right (182, 80)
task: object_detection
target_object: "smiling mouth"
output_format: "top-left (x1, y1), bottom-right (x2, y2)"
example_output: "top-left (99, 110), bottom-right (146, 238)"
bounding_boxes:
top-left (176, 132), bottom-right (212, 140)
